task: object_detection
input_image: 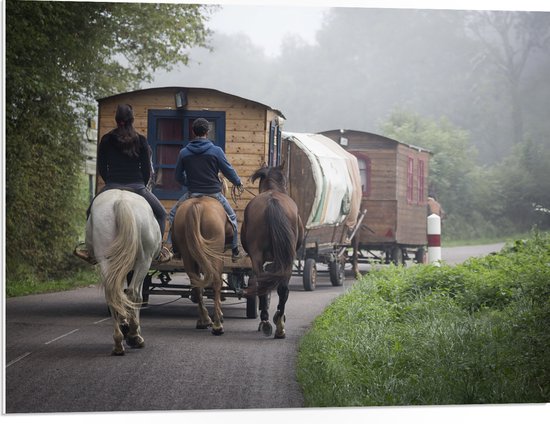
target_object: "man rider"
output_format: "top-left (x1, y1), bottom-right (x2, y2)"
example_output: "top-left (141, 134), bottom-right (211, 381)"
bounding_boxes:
top-left (172, 118), bottom-right (245, 261)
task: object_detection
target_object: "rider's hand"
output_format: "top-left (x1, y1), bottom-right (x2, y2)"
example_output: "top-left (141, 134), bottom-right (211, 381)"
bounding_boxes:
top-left (237, 184), bottom-right (244, 195)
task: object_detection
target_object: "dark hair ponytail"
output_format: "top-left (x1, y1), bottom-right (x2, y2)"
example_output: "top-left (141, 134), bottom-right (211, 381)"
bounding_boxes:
top-left (114, 104), bottom-right (140, 157)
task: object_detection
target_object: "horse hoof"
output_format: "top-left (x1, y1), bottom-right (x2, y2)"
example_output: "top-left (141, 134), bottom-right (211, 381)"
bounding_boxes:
top-left (111, 348), bottom-right (125, 356)
top-left (196, 321), bottom-right (212, 330)
top-left (126, 336), bottom-right (145, 349)
top-left (211, 327), bottom-right (224, 336)
top-left (258, 321), bottom-right (273, 337)
top-left (274, 331), bottom-right (286, 339)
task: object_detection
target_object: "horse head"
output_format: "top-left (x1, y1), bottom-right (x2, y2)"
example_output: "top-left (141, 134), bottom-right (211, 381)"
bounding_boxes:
top-left (251, 164), bottom-right (287, 194)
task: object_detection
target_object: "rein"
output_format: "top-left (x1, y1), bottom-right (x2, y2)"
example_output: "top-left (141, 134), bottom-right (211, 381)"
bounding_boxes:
top-left (230, 183), bottom-right (257, 204)
top-left (244, 187), bottom-right (257, 197)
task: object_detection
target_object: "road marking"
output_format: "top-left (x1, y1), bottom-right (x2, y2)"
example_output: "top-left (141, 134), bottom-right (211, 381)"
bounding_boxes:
top-left (44, 328), bottom-right (79, 345)
top-left (94, 317), bottom-right (110, 324)
top-left (6, 352), bottom-right (32, 368)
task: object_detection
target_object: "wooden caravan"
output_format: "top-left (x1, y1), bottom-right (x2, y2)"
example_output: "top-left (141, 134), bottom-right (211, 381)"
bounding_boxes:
top-left (95, 87), bottom-right (285, 317)
top-left (281, 132), bottom-right (365, 290)
top-left (320, 129), bottom-right (431, 266)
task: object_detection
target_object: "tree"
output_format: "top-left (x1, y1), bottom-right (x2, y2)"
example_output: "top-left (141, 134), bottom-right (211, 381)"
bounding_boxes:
top-left (5, 1), bottom-right (214, 280)
top-left (466, 11), bottom-right (550, 149)
top-left (380, 110), bottom-right (476, 212)
top-left (491, 139), bottom-right (550, 231)
top-left (380, 110), bottom-right (486, 238)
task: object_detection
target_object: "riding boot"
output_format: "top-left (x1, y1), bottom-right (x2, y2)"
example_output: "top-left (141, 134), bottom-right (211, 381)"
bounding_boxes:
top-left (73, 243), bottom-right (97, 265)
top-left (232, 246), bottom-right (247, 262)
top-left (151, 243), bottom-right (173, 266)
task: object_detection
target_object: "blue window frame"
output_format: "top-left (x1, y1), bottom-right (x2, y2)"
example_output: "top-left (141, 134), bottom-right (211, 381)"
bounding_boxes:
top-left (268, 119), bottom-right (282, 166)
top-left (147, 109), bottom-right (226, 200)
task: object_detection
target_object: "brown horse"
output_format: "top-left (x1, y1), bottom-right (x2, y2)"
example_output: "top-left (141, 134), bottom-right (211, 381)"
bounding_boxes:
top-left (172, 196), bottom-right (233, 335)
top-left (241, 165), bottom-right (304, 338)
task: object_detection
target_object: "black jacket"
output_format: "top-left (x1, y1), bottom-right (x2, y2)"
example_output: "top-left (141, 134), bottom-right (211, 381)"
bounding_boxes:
top-left (97, 131), bottom-right (151, 186)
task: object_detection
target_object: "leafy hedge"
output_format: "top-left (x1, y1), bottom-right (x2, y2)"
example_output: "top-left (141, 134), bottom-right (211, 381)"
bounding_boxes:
top-left (297, 231), bottom-right (550, 406)
top-left (5, 1), bottom-right (211, 282)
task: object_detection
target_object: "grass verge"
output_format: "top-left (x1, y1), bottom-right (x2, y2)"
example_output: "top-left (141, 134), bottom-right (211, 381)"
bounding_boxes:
top-left (297, 230), bottom-right (550, 406)
top-left (6, 268), bottom-right (100, 297)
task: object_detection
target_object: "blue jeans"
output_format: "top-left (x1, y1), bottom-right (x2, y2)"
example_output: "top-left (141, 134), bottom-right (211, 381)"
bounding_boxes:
top-left (168, 191), bottom-right (238, 249)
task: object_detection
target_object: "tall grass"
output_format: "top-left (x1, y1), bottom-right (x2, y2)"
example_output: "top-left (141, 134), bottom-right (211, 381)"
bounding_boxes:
top-left (297, 231), bottom-right (550, 406)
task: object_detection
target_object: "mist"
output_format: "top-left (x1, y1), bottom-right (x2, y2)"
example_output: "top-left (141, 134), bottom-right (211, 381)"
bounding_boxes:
top-left (146, 7), bottom-right (550, 166)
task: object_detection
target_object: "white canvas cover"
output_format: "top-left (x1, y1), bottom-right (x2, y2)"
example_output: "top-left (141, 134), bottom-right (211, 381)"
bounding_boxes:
top-left (284, 132), bottom-right (362, 230)
top-left (309, 134), bottom-right (362, 230)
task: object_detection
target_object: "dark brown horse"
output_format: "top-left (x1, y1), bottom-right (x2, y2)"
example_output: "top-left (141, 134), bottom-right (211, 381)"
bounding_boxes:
top-left (241, 165), bottom-right (304, 338)
top-left (172, 196), bottom-right (233, 335)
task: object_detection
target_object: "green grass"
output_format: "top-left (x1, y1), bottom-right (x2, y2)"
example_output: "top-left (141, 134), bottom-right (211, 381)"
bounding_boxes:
top-left (441, 232), bottom-right (530, 247)
top-left (6, 268), bottom-right (100, 297)
top-left (297, 230), bottom-right (550, 406)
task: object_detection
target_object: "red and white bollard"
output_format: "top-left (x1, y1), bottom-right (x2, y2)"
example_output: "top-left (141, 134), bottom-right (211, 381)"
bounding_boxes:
top-left (427, 213), bottom-right (441, 265)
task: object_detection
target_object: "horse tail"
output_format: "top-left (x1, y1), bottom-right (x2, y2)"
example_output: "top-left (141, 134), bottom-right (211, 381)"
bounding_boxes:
top-left (185, 202), bottom-right (223, 288)
top-left (102, 199), bottom-right (139, 318)
top-left (256, 197), bottom-right (296, 294)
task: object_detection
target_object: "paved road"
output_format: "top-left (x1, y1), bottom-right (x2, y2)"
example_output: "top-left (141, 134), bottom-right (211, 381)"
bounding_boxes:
top-left (441, 242), bottom-right (505, 265)
top-left (5, 268), bottom-right (354, 413)
top-left (4, 243), bottom-right (505, 414)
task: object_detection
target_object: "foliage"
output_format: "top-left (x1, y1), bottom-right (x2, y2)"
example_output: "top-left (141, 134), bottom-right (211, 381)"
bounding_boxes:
top-left (5, 0), bottom-right (213, 281)
top-left (380, 110), bottom-right (481, 239)
top-left (297, 231), bottom-right (550, 406)
top-left (153, 8), bottom-right (550, 241)
top-left (6, 269), bottom-right (100, 298)
top-left (379, 110), bottom-right (550, 239)
top-left (490, 139), bottom-right (550, 229)
top-left (380, 110), bottom-right (476, 209)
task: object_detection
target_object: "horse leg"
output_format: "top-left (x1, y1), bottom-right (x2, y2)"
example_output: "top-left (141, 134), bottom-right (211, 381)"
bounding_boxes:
top-left (273, 280), bottom-right (289, 339)
top-left (123, 266), bottom-right (148, 349)
top-left (192, 285), bottom-right (213, 329)
top-left (100, 260), bottom-right (126, 355)
top-left (258, 291), bottom-right (273, 337)
top-left (249, 256), bottom-right (273, 337)
top-left (109, 307), bottom-right (126, 356)
top-left (211, 278), bottom-right (224, 336)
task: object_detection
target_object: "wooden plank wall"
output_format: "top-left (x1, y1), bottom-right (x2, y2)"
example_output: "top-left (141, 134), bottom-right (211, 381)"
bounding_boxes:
top-left (321, 130), bottom-right (430, 246)
top-left (344, 131), bottom-right (400, 243)
top-left (394, 144), bottom-right (429, 245)
top-left (96, 87), bottom-right (276, 240)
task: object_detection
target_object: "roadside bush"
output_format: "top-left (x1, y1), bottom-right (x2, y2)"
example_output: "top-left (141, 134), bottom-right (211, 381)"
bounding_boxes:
top-left (297, 231), bottom-right (550, 406)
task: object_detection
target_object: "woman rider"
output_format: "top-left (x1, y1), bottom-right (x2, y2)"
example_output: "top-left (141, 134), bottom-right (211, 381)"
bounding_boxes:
top-left (74, 104), bottom-right (172, 265)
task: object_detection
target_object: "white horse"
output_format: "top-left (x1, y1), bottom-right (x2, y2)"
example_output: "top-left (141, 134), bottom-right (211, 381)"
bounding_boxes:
top-left (85, 189), bottom-right (161, 355)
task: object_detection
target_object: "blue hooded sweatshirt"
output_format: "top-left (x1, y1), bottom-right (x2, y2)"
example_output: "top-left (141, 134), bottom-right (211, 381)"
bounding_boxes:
top-left (174, 138), bottom-right (241, 194)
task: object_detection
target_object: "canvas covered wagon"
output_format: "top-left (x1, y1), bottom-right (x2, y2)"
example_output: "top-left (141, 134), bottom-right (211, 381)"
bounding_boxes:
top-left (281, 132), bottom-right (365, 290)
top-left (320, 129), bottom-right (431, 268)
